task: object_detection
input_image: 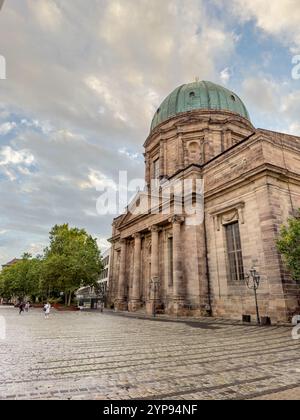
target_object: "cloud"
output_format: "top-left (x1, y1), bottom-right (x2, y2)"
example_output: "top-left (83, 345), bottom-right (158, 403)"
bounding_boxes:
top-left (0, 0), bottom-right (298, 264)
top-left (0, 146), bottom-right (34, 166)
top-left (0, 121), bottom-right (16, 135)
top-left (0, 0), bottom-right (237, 265)
top-left (28, 0), bottom-right (63, 31)
top-left (220, 67), bottom-right (231, 85)
top-left (241, 77), bottom-right (278, 113)
top-left (229, 0), bottom-right (300, 51)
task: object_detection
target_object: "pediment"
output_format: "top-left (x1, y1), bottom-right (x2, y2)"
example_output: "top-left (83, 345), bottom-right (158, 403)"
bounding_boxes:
top-left (118, 191), bottom-right (150, 228)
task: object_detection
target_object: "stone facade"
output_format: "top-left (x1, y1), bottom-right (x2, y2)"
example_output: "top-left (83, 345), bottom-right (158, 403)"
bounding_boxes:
top-left (108, 104), bottom-right (300, 323)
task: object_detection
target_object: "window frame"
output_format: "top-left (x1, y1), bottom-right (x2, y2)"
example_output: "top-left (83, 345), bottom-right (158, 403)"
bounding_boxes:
top-left (153, 158), bottom-right (160, 180)
top-left (225, 221), bottom-right (245, 282)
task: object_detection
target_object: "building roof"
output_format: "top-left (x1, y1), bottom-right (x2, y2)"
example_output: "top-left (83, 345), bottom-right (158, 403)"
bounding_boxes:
top-left (151, 80), bottom-right (250, 132)
top-left (2, 258), bottom-right (22, 268)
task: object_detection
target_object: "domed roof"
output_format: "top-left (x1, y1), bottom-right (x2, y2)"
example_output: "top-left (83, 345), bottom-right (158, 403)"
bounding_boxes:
top-left (151, 80), bottom-right (250, 132)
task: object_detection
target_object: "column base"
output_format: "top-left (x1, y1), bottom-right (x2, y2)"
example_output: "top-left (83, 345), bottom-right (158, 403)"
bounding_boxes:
top-left (114, 300), bottom-right (128, 311)
top-left (128, 300), bottom-right (142, 312)
top-left (172, 299), bottom-right (186, 316)
top-left (146, 300), bottom-right (163, 316)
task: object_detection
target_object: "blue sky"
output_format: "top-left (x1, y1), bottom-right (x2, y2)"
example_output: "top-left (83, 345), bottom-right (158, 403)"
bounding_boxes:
top-left (0, 0), bottom-right (300, 265)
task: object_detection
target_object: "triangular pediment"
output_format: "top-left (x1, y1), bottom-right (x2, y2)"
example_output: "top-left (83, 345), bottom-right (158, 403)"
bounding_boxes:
top-left (118, 191), bottom-right (150, 227)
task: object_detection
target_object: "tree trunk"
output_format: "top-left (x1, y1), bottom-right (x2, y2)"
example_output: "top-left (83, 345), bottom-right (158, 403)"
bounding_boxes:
top-left (65, 292), bottom-right (68, 306)
top-left (68, 291), bottom-right (72, 307)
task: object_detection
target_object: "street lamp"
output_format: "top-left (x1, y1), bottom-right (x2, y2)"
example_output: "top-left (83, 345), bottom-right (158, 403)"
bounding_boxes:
top-left (245, 267), bottom-right (261, 325)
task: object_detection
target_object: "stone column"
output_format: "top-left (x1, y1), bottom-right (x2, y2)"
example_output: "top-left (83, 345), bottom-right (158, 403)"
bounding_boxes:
top-left (115, 239), bottom-right (127, 311)
top-left (172, 216), bottom-right (185, 313)
top-left (146, 225), bottom-right (160, 315)
top-left (151, 226), bottom-right (159, 280)
top-left (129, 233), bottom-right (142, 312)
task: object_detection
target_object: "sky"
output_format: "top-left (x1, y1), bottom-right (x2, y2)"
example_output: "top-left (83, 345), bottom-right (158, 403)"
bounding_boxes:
top-left (0, 0), bottom-right (300, 265)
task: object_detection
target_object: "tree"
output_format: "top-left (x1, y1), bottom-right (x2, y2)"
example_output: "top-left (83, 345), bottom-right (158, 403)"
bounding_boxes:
top-left (277, 210), bottom-right (300, 282)
top-left (43, 224), bottom-right (103, 305)
top-left (0, 256), bottom-right (42, 301)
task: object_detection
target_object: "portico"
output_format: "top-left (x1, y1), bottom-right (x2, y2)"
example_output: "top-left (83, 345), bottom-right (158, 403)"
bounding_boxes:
top-left (113, 215), bottom-right (188, 315)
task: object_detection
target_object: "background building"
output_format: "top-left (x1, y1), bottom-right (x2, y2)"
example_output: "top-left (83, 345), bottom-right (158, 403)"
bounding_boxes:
top-left (2, 258), bottom-right (21, 270)
top-left (108, 80), bottom-right (300, 323)
top-left (76, 247), bottom-right (111, 309)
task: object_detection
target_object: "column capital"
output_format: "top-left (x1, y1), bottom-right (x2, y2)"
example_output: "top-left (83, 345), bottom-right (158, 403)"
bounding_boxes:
top-left (149, 225), bottom-right (160, 233)
top-left (119, 238), bottom-right (127, 245)
top-left (169, 215), bottom-right (185, 225)
top-left (132, 232), bottom-right (141, 240)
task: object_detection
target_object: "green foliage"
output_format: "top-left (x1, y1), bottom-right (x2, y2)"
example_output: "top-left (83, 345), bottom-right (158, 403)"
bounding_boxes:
top-left (0, 257), bottom-right (42, 300)
top-left (277, 210), bottom-right (300, 282)
top-left (0, 224), bottom-right (103, 305)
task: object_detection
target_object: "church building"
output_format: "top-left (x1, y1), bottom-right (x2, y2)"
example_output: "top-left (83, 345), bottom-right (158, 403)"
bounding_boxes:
top-left (108, 80), bottom-right (300, 323)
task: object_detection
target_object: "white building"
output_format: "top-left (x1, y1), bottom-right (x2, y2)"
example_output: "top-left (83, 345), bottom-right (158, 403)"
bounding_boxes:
top-left (76, 247), bottom-right (111, 309)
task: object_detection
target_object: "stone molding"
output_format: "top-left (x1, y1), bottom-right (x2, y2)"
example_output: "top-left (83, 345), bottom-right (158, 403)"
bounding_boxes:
top-left (169, 215), bottom-right (185, 225)
top-left (210, 202), bottom-right (245, 231)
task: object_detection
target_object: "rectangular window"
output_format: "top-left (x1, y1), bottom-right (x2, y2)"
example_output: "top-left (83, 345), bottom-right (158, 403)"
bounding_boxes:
top-left (153, 158), bottom-right (160, 180)
top-left (225, 222), bottom-right (244, 282)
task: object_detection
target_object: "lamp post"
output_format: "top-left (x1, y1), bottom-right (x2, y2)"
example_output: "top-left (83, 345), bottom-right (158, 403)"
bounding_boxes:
top-left (245, 268), bottom-right (261, 325)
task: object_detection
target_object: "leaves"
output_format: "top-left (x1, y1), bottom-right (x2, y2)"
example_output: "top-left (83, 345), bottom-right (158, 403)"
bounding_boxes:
top-left (277, 210), bottom-right (300, 282)
top-left (0, 224), bottom-right (103, 304)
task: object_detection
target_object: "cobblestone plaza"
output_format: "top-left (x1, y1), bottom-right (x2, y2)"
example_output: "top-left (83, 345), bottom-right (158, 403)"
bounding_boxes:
top-left (0, 307), bottom-right (299, 400)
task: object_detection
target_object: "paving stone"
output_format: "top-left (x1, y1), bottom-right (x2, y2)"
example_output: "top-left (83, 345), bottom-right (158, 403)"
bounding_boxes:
top-left (0, 307), bottom-right (299, 400)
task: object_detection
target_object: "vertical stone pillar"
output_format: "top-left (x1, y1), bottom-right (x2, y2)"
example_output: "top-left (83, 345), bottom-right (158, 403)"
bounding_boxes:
top-left (115, 238), bottom-right (127, 310)
top-left (146, 225), bottom-right (161, 315)
top-left (172, 216), bottom-right (185, 313)
top-left (159, 139), bottom-right (165, 178)
top-left (144, 152), bottom-right (151, 187)
top-left (151, 226), bottom-right (159, 280)
top-left (163, 140), bottom-right (168, 175)
top-left (129, 233), bottom-right (142, 312)
top-left (224, 129), bottom-right (232, 149)
top-left (177, 131), bottom-right (184, 170)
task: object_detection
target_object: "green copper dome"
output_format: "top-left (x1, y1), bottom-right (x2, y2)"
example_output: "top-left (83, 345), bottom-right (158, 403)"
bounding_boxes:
top-left (151, 81), bottom-right (250, 132)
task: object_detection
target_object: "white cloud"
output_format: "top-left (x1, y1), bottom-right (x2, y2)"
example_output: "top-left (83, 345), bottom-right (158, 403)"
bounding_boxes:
top-left (288, 122), bottom-right (300, 135)
top-left (242, 77), bottom-right (278, 113)
top-left (118, 148), bottom-right (140, 161)
top-left (0, 122), bottom-right (16, 135)
top-left (220, 67), bottom-right (231, 85)
top-left (28, 0), bottom-right (63, 31)
top-left (80, 169), bottom-right (118, 192)
top-left (0, 146), bottom-right (34, 167)
top-left (230, 0), bottom-right (300, 50)
top-left (97, 237), bottom-right (111, 252)
top-left (28, 242), bottom-right (45, 256)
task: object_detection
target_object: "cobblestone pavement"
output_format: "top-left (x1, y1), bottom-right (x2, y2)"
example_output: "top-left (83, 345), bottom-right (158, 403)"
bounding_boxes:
top-left (0, 307), bottom-right (299, 400)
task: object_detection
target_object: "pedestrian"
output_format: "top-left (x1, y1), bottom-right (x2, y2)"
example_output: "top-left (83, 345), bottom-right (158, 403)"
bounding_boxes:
top-left (25, 302), bottom-right (30, 313)
top-left (44, 302), bottom-right (51, 319)
top-left (100, 301), bottom-right (104, 313)
top-left (19, 302), bottom-right (25, 315)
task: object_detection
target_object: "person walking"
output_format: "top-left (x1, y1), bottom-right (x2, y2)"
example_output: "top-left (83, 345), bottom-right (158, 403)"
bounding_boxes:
top-left (25, 302), bottom-right (30, 313)
top-left (44, 302), bottom-right (51, 319)
top-left (19, 302), bottom-right (25, 315)
top-left (99, 301), bottom-right (104, 313)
